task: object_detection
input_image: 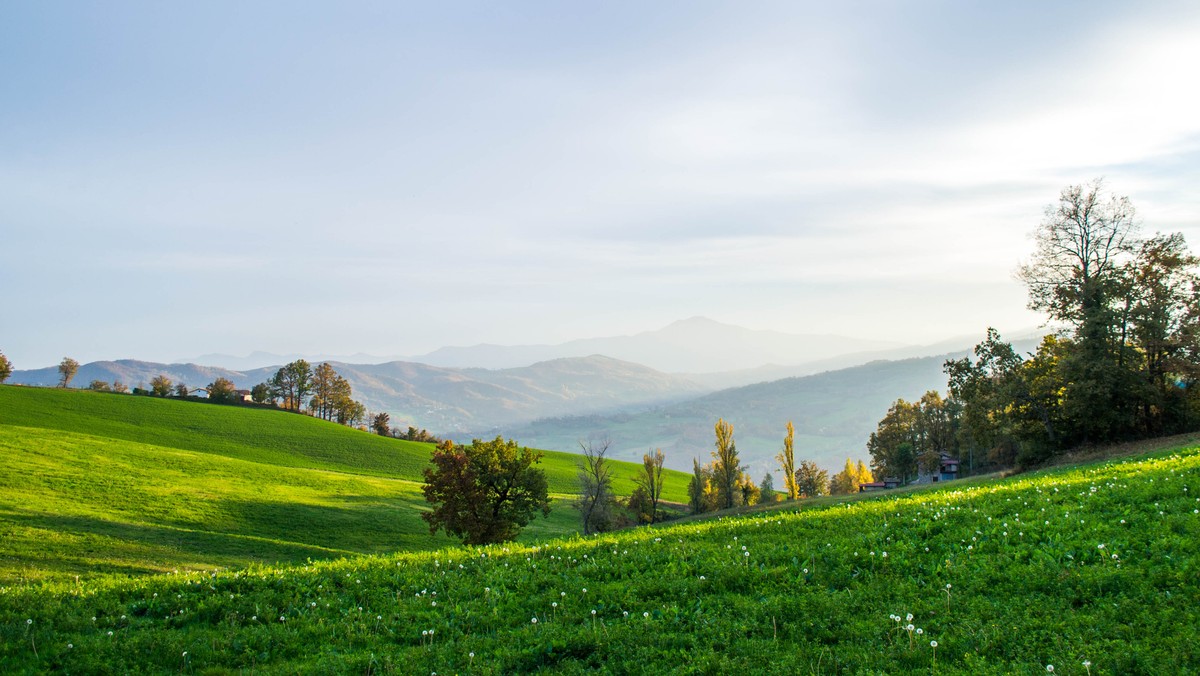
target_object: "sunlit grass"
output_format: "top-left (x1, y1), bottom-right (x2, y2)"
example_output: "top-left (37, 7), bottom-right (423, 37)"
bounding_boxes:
top-left (3, 439), bottom-right (1198, 673)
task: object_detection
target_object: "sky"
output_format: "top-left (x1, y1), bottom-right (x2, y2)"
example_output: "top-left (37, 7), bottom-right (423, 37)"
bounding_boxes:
top-left (3, 1), bottom-right (1199, 369)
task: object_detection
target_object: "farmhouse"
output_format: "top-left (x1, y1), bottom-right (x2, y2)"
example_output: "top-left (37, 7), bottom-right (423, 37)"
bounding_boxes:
top-left (859, 477), bottom-right (901, 492)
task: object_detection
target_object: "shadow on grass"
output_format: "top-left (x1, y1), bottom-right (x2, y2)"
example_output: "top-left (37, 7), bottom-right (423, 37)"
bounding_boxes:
top-left (0, 507), bottom-right (368, 584)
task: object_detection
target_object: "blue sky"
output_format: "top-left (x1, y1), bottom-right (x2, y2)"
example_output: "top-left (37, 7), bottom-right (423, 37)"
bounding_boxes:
top-left (3, 1), bottom-right (1199, 368)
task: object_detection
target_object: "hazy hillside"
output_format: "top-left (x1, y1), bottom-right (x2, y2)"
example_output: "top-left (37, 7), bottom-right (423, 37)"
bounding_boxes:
top-left (412, 316), bottom-right (906, 372)
top-left (12, 355), bottom-right (708, 434)
top-left (489, 353), bottom-right (955, 478)
top-left (494, 337), bottom-right (1046, 477)
top-left (12, 359), bottom-right (245, 390)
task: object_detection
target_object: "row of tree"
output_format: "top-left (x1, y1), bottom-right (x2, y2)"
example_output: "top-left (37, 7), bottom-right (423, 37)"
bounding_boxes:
top-left (870, 180), bottom-right (1200, 478)
top-left (685, 418), bottom-right (873, 514)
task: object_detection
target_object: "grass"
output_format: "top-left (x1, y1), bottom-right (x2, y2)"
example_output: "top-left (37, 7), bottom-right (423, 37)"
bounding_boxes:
top-left (2, 436), bottom-right (1198, 673)
top-left (0, 386), bottom-right (687, 585)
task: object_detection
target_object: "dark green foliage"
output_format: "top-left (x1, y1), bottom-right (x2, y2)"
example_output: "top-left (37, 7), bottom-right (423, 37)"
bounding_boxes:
top-left (0, 351), bottom-right (11, 383)
top-left (250, 382), bottom-right (269, 403)
top-left (935, 183), bottom-right (1200, 470)
top-left (371, 411), bottom-right (391, 436)
top-left (422, 437), bottom-right (552, 545)
top-left (269, 359), bottom-right (313, 412)
top-left (794, 459), bottom-right (828, 497)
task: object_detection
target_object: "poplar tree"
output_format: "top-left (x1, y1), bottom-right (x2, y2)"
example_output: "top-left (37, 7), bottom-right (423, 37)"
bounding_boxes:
top-left (775, 421), bottom-right (799, 499)
top-left (711, 418), bottom-right (743, 509)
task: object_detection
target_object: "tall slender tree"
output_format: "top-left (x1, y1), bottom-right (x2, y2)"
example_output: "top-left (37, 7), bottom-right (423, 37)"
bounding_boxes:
top-left (0, 351), bottom-right (12, 384)
top-left (711, 418), bottom-right (743, 509)
top-left (775, 421), bottom-right (799, 500)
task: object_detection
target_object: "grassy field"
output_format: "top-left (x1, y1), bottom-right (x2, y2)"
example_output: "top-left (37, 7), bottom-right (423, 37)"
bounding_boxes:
top-left (0, 386), bottom-right (689, 585)
top-left (2, 436), bottom-right (1198, 672)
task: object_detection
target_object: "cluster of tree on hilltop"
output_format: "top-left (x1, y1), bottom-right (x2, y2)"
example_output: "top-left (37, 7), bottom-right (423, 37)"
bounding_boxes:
top-left (870, 180), bottom-right (1200, 480)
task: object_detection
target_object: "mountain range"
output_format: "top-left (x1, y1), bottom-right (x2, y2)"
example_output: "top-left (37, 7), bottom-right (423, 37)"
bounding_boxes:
top-left (184, 317), bottom-right (907, 374)
top-left (11, 318), bottom-right (1046, 471)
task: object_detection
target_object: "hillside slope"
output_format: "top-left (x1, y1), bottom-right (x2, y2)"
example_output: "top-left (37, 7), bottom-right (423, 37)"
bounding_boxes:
top-left (10, 354), bottom-right (708, 434)
top-left (2, 440), bottom-right (1197, 672)
top-left (0, 386), bottom-right (690, 584)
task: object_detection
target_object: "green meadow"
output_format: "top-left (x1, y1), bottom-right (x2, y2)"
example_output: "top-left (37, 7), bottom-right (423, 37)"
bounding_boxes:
top-left (0, 386), bottom-right (688, 585)
top-left (2, 437), bottom-right (1198, 673)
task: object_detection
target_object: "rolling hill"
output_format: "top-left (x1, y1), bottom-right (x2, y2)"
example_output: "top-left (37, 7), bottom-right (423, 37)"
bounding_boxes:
top-left (10, 355), bottom-right (708, 434)
top-left (0, 386), bottom-right (690, 585)
top-left (2, 436), bottom-right (1196, 672)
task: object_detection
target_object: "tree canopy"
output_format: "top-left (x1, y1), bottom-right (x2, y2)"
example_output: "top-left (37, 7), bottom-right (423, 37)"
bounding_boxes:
top-left (58, 357), bottom-right (79, 388)
top-left (422, 437), bottom-right (551, 545)
top-left (938, 180), bottom-right (1200, 470)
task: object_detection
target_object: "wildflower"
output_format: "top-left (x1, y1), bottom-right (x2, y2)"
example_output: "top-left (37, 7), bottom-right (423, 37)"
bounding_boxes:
top-left (644, 612), bottom-right (650, 618)
top-left (1047, 666), bottom-right (1054, 673)
top-left (531, 618), bottom-right (537, 624)
top-left (931, 640), bottom-right (938, 647)
top-left (26, 619), bottom-right (32, 625)
top-left (906, 613), bottom-right (913, 622)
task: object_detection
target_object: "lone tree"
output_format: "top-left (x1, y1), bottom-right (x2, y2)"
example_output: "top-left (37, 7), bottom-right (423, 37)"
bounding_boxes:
top-left (0, 350), bottom-right (12, 383)
top-left (150, 375), bottom-right (173, 397)
top-left (775, 421), bottom-right (799, 500)
top-left (422, 437), bottom-right (551, 545)
top-left (58, 357), bottom-right (79, 388)
top-left (634, 448), bottom-right (666, 524)
top-left (371, 411), bottom-right (391, 436)
top-left (575, 438), bottom-right (617, 535)
top-left (795, 460), bottom-right (829, 498)
top-left (711, 418), bottom-right (743, 509)
top-left (206, 377), bottom-right (238, 404)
